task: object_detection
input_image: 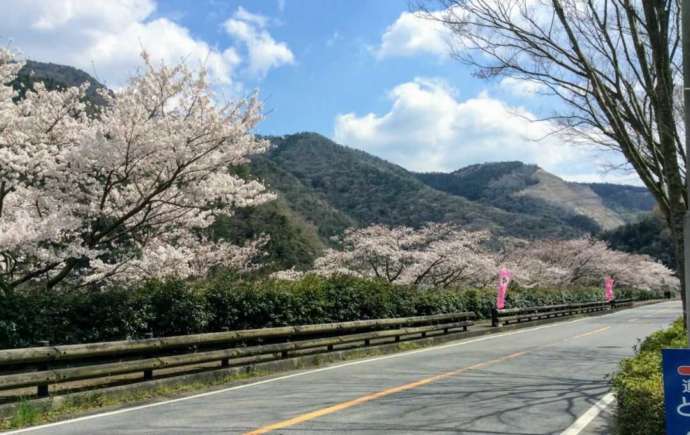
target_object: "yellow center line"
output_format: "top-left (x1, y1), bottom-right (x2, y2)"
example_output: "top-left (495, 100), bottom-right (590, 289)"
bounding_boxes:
top-left (572, 326), bottom-right (610, 339)
top-left (244, 351), bottom-right (525, 435)
top-left (243, 325), bottom-right (611, 435)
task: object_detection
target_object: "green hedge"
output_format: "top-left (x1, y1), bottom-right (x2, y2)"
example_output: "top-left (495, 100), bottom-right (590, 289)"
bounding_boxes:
top-left (0, 274), bottom-right (659, 348)
top-left (612, 318), bottom-right (687, 435)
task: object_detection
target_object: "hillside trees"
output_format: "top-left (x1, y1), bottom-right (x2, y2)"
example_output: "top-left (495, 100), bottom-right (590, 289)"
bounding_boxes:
top-left (600, 213), bottom-right (676, 268)
top-left (0, 49), bottom-right (273, 290)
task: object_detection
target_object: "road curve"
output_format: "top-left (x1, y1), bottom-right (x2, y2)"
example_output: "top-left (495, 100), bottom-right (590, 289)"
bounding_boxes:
top-left (8, 301), bottom-right (680, 435)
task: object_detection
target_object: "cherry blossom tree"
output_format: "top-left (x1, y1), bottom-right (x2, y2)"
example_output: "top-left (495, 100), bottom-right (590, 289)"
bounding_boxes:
top-left (0, 49), bottom-right (274, 290)
top-left (273, 225), bottom-right (678, 294)
top-left (503, 237), bottom-right (679, 291)
top-left (494, 237), bottom-right (570, 289)
top-left (307, 223), bottom-right (497, 288)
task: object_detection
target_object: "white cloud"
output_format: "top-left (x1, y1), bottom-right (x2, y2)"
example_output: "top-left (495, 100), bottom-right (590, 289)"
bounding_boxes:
top-left (233, 6), bottom-right (269, 28)
top-left (326, 31), bottom-right (342, 47)
top-left (0, 0), bottom-right (240, 87)
top-left (333, 78), bottom-right (628, 182)
top-left (499, 77), bottom-right (546, 98)
top-left (376, 3), bottom-right (550, 61)
top-left (224, 7), bottom-right (294, 77)
top-left (375, 11), bottom-right (454, 59)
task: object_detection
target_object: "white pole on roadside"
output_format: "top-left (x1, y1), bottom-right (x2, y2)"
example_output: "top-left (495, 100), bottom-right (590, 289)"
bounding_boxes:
top-left (683, 0), bottom-right (690, 346)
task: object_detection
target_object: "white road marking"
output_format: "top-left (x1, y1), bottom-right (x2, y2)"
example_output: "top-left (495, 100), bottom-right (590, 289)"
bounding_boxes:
top-left (5, 301), bottom-right (678, 434)
top-left (560, 392), bottom-right (615, 435)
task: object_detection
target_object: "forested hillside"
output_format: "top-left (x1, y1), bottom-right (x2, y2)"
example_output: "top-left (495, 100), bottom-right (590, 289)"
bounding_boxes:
top-left (256, 133), bottom-right (611, 241)
top-left (600, 214), bottom-right (675, 269)
top-left (415, 162), bottom-right (654, 231)
top-left (12, 60), bottom-right (108, 108)
top-left (584, 182), bottom-right (656, 217)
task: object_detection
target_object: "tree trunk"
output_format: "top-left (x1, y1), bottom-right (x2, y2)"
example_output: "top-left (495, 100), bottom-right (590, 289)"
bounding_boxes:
top-left (670, 212), bottom-right (687, 326)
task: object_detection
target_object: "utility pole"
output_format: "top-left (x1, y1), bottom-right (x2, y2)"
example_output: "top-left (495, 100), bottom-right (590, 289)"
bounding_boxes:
top-left (683, 0), bottom-right (690, 346)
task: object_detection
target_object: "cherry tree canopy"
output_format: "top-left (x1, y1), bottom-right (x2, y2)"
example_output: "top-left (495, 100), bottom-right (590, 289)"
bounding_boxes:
top-left (274, 224), bottom-right (678, 293)
top-left (502, 237), bottom-right (678, 291)
top-left (0, 50), bottom-right (274, 290)
top-left (275, 223), bottom-right (497, 288)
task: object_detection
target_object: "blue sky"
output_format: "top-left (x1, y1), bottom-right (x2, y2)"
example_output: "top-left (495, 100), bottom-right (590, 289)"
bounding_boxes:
top-left (0, 0), bottom-right (639, 184)
top-left (150, 0), bottom-right (481, 136)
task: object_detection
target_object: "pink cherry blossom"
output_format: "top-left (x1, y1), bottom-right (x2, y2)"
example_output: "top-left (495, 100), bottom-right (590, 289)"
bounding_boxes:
top-left (0, 49), bottom-right (273, 289)
top-left (308, 223), bottom-right (497, 288)
top-left (273, 225), bottom-right (679, 295)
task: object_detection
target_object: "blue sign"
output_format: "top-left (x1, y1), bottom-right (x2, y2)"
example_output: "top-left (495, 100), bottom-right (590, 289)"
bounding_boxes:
top-left (662, 349), bottom-right (690, 434)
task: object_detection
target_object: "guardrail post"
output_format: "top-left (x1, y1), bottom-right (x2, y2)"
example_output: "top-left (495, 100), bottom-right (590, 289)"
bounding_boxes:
top-left (610, 300), bottom-right (616, 310)
top-left (220, 327), bottom-right (230, 367)
top-left (143, 332), bottom-right (154, 380)
top-left (280, 337), bottom-right (290, 359)
top-left (36, 340), bottom-right (50, 397)
top-left (491, 308), bottom-right (499, 327)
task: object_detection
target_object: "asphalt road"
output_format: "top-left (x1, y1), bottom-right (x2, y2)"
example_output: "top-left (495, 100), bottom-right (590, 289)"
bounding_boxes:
top-left (10, 301), bottom-right (681, 435)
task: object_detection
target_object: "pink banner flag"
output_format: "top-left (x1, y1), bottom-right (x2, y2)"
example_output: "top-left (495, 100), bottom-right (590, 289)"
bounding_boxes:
top-left (604, 276), bottom-right (615, 302)
top-left (496, 267), bottom-right (512, 310)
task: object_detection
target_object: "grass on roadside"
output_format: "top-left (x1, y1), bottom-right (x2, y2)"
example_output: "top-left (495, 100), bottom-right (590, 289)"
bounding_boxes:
top-left (0, 370), bottom-right (263, 431)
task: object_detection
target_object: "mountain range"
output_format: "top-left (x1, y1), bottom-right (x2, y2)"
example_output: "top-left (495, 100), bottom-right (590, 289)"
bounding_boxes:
top-left (12, 61), bottom-right (658, 270)
top-left (253, 134), bottom-right (650, 231)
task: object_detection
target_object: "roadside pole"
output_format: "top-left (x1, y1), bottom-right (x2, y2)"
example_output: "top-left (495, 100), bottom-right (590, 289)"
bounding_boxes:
top-left (684, 0), bottom-right (690, 346)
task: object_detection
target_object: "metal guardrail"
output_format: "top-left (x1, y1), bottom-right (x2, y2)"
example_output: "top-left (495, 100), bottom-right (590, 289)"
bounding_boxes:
top-left (0, 298), bottom-right (658, 400)
top-left (611, 298), bottom-right (634, 308)
top-left (491, 299), bottom-right (634, 327)
top-left (0, 312), bottom-right (476, 398)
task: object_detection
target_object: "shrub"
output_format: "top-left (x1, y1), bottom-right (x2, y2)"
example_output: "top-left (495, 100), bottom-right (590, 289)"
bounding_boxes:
top-left (135, 280), bottom-right (211, 337)
top-left (612, 318), bottom-right (687, 435)
top-left (0, 274), bottom-right (664, 348)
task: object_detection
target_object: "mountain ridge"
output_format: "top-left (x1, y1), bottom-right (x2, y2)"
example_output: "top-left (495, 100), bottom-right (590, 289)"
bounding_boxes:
top-left (255, 133), bottom-right (652, 240)
top-left (415, 160), bottom-right (652, 231)
top-left (12, 60), bottom-right (108, 108)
